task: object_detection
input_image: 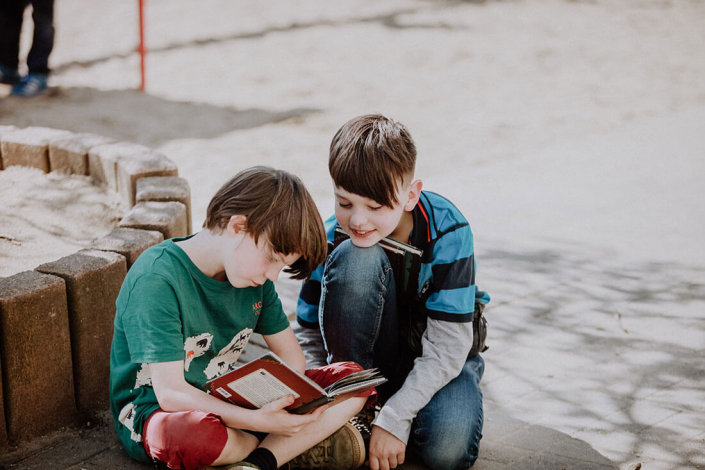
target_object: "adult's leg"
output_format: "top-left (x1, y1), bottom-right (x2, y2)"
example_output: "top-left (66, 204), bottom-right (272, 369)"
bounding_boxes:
top-left (408, 355), bottom-right (485, 469)
top-left (319, 240), bottom-right (403, 395)
top-left (0, 0), bottom-right (28, 70)
top-left (26, 0), bottom-right (53, 75)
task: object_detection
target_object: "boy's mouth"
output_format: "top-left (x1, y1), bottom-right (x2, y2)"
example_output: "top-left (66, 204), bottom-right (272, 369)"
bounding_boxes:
top-left (352, 229), bottom-right (375, 238)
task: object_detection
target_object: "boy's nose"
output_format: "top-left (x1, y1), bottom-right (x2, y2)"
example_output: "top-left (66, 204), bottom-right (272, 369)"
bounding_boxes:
top-left (349, 209), bottom-right (367, 227)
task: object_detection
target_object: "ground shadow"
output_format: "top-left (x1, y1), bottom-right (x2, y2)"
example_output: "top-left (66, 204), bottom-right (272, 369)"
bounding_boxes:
top-left (480, 241), bottom-right (705, 469)
top-left (0, 87), bottom-right (318, 148)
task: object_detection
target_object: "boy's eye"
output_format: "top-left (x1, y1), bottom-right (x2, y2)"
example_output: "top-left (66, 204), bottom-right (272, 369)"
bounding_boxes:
top-left (369, 205), bottom-right (383, 211)
top-left (338, 202), bottom-right (352, 208)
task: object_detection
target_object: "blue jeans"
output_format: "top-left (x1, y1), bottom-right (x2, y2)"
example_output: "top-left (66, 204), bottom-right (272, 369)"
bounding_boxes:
top-left (0, 0), bottom-right (55, 75)
top-left (320, 240), bottom-right (485, 469)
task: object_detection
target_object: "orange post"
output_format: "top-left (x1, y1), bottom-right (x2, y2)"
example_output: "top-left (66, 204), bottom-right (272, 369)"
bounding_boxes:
top-left (138, 0), bottom-right (146, 91)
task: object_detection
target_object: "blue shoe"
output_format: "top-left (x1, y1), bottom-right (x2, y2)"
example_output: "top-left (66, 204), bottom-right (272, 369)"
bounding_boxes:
top-left (0, 65), bottom-right (20, 85)
top-left (11, 73), bottom-right (49, 97)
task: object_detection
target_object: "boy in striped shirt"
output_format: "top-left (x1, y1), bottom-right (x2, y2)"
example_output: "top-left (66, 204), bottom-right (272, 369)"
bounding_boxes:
top-left (295, 114), bottom-right (490, 470)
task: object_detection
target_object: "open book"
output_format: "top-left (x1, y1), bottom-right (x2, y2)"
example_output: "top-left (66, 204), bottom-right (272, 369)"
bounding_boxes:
top-left (206, 352), bottom-right (387, 414)
top-left (334, 226), bottom-right (423, 300)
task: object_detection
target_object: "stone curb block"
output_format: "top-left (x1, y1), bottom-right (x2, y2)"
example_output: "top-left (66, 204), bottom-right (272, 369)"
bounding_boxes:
top-left (0, 271), bottom-right (77, 442)
top-left (36, 250), bottom-right (127, 415)
top-left (0, 127), bottom-right (72, 172)
top-left (117, 151), bottom-right (178, 207)
top-left (88, 141), bottom-right (153, 192)
top-left (0, 350), bottom-right (6, 446)
top-left (0, 125), bottom-right (18, 171)
top-left (49, 133), bottom-right (115, 175)
top-left (89, 227), bottom-right (164, 269)
top-left (0, 126), bottom-right (190, 446)
top-left (119, 201), bottom-right (188, 239)
top-left (136, 176), bottom-right (192, 233)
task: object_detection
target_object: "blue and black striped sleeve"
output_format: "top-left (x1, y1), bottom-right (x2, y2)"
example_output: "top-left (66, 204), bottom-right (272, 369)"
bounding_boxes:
top-left (422, 223), bottom-right (478, 322)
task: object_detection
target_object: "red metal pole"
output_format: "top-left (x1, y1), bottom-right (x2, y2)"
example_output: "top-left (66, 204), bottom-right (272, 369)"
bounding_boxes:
top-left (138, 0), bottom-right (146, 91)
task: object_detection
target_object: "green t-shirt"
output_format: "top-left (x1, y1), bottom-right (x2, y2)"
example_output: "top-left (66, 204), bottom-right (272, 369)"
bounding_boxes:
top-left (109, 237), bottom-right (290, 462)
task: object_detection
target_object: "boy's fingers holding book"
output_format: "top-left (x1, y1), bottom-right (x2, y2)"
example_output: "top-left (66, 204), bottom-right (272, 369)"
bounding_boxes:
top-left (262, 394), bottom-right (296, 411)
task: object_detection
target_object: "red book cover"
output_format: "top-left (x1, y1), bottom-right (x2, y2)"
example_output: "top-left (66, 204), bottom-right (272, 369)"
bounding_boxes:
top-left (206, 352), bottom-right (386, 414)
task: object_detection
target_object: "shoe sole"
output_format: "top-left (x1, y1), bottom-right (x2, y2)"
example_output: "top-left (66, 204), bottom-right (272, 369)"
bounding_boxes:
top-left (339, 422), bottom-right (366, 468)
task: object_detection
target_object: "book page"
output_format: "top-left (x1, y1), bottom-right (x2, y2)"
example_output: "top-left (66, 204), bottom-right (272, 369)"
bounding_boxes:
top-left (227, 369), bottom-right (300, 408)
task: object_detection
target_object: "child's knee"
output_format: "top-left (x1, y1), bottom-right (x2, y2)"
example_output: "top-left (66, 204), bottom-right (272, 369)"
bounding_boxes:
top-left (324, 241), bottom-right (389, 293)
top-left (144, 410), bottom-right (229, 470)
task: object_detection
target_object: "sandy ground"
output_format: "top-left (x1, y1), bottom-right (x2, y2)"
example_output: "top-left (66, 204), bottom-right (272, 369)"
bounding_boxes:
top-left (0, 166), bottom-right (124, 276)
top-left (1, 0), bottom-right (704, 468)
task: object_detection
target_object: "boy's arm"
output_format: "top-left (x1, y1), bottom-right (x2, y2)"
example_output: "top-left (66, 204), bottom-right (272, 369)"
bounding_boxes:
top-left (294, 264), bottom-right (328, 368)
top-left (292, 322), bottom-right (328, 368)
top-left (149, 360), bottom-right (325, 435)
top-left (373, 318), bottom-right (473, 444)
top-left (263, 326), bottom-right (306, 374)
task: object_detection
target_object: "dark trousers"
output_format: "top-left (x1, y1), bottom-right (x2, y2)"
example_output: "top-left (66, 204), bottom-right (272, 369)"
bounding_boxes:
top-left (0, 0), bottom-right (54, 75)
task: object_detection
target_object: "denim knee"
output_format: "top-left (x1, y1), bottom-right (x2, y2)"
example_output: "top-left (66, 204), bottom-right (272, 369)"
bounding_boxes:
top-left (323, 240), bottom-right (390, 298)
top-left (410, 357), bottom-right (485, 469)
top-left (418, 417), bottom-right (483, 469)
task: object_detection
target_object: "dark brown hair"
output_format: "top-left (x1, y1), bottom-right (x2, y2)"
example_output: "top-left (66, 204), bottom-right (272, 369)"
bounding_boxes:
top-left (329, 114), bottom-right (416, 207)
top-left (204, 166), bottom-right (326, 279)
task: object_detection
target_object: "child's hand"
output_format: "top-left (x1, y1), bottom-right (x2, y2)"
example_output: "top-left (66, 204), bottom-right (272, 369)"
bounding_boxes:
top-left (367, 425), bottom-right (406, 470)
top-left (252, 395), bottom-right (327, 436)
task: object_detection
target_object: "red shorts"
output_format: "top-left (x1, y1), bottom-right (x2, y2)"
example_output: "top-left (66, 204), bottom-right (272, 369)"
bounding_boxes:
top-left (143, 361), bottom-right (373, 470)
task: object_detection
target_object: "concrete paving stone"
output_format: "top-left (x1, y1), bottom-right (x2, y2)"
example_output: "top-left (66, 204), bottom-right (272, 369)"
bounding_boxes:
top-left (474, 441), bottom-right (534, 467)
top-left (0, 412), bottom-right (146, 470)
top-left (0, 271), bottom-right (76, 442)
top-left (119, 201), bottom-right (188, 239)
top-left (507, 451), bottom-right (617, 470)
top-left (482, 407), bottom-right (534, 441)
top-left (483, 373), bottom-right (542, 407)
top-left (640, 377), bottom-right (705, 414)
top-left (136, 175), bottom-right (192, 232)
top-left (634, 419), bottom-right (705, 468)
top-left (116, 150), bottom-right (178, 207)
top-left (571, 418), bottom-right (697, 467)
top-left (36, 249), bottom-right (127, 415)
top-left (0, 126), bottom-right (72, 172)
top-left (88, 227), bottom-right (164, 268)
top-left (48, 132), bottom-right (114, 175)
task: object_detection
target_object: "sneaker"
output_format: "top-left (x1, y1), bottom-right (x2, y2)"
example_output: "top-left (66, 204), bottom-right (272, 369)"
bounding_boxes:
top-left (11, 73), bottom-right (49, 97)
top-left (221, 464), bottom-right (261, 470)
top-left (348, 411), bottom-right (372, 450)
top-left (289, 422), bottom-right (365, 469)
top-left (0, 65), bottom-right (20, 85)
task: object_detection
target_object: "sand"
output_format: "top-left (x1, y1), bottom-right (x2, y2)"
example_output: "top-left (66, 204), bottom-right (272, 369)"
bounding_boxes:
top-left (0, 0), bottom-right (703, 292)
top-left (1, 1), bottom-right (705, 466)
top-left (0, 166), bottom-right (125, 277)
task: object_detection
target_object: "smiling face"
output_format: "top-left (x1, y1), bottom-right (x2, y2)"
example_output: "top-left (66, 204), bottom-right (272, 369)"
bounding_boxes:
top-left (334, 179), bottom-right (422, 248)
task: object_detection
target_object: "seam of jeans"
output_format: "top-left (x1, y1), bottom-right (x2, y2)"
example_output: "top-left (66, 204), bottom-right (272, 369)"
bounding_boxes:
top-left (369, 264), bottom-right (393, 352)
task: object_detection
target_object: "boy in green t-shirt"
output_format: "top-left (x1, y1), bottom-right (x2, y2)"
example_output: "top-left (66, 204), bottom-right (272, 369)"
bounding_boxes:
top-left (110, 167), bottom-right (372, 470)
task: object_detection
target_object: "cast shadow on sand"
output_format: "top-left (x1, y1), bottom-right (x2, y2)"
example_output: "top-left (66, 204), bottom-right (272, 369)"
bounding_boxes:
top-left (481, 243), bottom-right (705, 469)
top-left (0, 87), bottom-right (319, 148)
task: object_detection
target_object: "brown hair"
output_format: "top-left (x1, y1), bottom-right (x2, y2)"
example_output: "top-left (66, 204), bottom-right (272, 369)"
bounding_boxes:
top-left (203, 166), bottom-right (326, 279)
top-left (329, 114), bottom-right (416, 207)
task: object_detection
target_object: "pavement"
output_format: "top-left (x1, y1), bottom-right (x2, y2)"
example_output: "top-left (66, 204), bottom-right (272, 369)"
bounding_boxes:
top-left (1, 1), bottom-right (705, 469)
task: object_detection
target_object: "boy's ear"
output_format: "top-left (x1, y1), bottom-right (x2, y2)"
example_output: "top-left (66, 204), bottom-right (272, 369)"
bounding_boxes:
top-left (403, 179), bottom-right (423, 211)
top-left (226, 214), bottom-right (248, 235)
